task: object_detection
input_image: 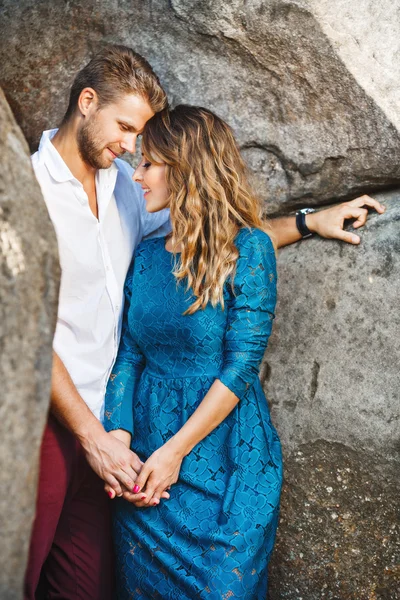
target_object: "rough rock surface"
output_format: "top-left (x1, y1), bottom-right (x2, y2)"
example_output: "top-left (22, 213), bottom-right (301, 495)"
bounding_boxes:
top-left (1, 0), bottom-right (400, 213)
top-left (265, 192), bottom-right (400, 598)
top-left (268, 442), bottom-right (399, 600)
top-left (0, 89), bottom-right (59, 599)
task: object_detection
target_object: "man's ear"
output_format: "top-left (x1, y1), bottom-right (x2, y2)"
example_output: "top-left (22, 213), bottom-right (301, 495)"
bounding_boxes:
top-left (77, 87), bottom-right (99, 117)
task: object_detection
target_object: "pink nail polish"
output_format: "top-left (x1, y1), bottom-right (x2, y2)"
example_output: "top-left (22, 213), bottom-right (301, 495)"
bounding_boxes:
top-left (133, 485), bottom-right (140, 493)
top-left (140, 495), bottom-right (146, 500)
top-left (108, 491), bottom-right (113, 498)
top-left (153, 500), bottom-right (158, 506)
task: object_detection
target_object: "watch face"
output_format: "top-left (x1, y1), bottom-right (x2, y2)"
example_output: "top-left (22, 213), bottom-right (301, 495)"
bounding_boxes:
top-left (300, 208), bottom-right (316, 214)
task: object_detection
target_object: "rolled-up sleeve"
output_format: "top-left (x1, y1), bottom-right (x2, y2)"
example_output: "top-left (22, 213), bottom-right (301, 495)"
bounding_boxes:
top-left (104, 261), bottom-right (145, 435)
top-left (218, 230), bottom-right (277, 400)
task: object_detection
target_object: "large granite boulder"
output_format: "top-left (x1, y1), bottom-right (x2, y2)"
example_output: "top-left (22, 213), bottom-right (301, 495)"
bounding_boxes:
top-left (265, 192), bottom-right (400, 598)
top-left (0, 89), bottom-right (59, 599)
top-left (0, 0), bottom-right (400, 213)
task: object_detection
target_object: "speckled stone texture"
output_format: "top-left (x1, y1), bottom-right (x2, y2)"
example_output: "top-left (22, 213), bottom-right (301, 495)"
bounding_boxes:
top-left (268, 442), bottom-right (399, 600)
top-left (265, 192), bottom-right (400, 599)
top-left (0, 89), bottom-right (59, 599)
top-left (0, 0), bottom-right (400, 214)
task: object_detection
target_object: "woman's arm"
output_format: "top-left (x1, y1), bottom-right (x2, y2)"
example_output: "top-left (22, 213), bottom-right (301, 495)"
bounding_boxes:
top-left (101, 260), bottom-right (146, 497)
top-left (104, 261), bottom-right (145, 436)
top-left (103, 259), bottom-right (171, 503)
top-left (109, 429), bottom-right (132, 448)
top-left (120, 381), bottom-right (238, 505)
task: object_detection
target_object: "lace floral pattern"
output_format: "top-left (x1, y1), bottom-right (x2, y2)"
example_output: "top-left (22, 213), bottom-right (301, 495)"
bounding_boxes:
top-left (104, 228), bottom-right (283, 599)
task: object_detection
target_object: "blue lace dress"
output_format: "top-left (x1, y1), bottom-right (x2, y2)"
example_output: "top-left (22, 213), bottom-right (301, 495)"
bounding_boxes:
top-left (104, 228), bottom-right (283, 599)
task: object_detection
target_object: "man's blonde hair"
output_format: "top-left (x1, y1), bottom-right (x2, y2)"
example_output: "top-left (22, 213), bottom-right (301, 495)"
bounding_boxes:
top-left (63, 45), bottom-right (167, 122)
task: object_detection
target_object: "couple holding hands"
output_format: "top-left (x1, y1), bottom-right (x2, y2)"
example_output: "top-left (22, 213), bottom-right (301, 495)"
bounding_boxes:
top-left (26, 45), bottom-right (384, 599)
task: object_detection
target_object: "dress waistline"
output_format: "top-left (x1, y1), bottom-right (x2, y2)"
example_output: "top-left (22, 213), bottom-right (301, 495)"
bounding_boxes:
top-left (143, 368), bottom-right (220, 382)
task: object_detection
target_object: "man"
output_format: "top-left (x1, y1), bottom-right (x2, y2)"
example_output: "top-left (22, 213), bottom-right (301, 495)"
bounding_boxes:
top-left (25, 44), bottom-right (384, 599)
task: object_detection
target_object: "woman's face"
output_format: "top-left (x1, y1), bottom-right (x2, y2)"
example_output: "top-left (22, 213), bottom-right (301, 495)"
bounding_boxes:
top-left (133, 155), bottom-right (169, 212)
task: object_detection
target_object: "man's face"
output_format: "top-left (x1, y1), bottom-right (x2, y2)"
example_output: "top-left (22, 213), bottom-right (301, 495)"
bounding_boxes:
top-left (77, 93), bottom-right (154, 169)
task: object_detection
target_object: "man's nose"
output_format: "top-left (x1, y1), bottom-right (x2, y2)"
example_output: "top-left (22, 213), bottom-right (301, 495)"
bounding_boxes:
top-left (121, 134), bottom-right (137, 154)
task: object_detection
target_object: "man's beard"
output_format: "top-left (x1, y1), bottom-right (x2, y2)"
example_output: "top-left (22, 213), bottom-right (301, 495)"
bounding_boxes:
top-left (77, 117), bottom-right (112, 170)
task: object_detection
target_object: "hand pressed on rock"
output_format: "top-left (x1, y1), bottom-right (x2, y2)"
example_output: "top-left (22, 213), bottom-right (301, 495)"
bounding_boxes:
top-left (307, 195), bottom-right (385, 245)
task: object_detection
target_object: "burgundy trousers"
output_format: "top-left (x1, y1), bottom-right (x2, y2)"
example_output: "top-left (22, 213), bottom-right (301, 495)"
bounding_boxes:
top-left (24, 415), bottom-right (114, 600)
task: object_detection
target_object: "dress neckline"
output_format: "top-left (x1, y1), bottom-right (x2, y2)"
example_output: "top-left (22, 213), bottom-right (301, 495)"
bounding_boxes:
top-left (162, 235), bottom-right (181, 255)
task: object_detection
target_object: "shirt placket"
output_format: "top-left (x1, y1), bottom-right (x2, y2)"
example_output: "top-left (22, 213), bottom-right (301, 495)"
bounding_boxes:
top-left (96, 173), bottom-right (121, 413)
top-left (98, 222), bottom-right (122, 408)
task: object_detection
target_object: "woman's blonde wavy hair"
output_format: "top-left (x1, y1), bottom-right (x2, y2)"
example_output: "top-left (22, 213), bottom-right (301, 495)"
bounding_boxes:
top-left (141, 105), bottom-right (271, 314)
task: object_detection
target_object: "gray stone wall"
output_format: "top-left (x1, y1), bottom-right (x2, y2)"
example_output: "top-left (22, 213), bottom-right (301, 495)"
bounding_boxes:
top-left (0, 1), bottom-right (398, 598)
top-left (266, 193), bottom-right (400, 598)
top-left (1, 0), bottom-right (400, 214)
top-left (0, 89), bottom-right (60, 599)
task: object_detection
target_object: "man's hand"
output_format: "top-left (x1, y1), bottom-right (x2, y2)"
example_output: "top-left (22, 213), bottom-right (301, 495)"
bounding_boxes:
top-left (306, 195), bottom-right (385, 245)
top-left (102, 437), bottom-right (174, 505)
top-left (81, 429), bottom-right (143, 497)
top-left (49, 353), bottom-right (145, 497)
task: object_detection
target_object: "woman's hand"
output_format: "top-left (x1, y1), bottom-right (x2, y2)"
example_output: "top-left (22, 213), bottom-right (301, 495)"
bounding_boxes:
top-left (123, 439), bottom-right (184, 508)
top-left (104, 434), bottom-right (177, 506)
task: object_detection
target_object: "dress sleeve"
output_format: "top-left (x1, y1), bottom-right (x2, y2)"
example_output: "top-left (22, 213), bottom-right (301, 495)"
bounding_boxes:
top-left (218, 230), bottom-right (277, 400)
top-left (104, 261), bottom-right (145, 435)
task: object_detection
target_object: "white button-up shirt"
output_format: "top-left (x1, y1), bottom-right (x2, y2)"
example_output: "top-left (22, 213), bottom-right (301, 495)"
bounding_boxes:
top-left (32, 130), bottom-right (171, 421)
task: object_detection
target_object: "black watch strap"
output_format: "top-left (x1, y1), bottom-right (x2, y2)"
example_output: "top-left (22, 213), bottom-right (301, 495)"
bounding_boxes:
top-left (296, 209), bottom-right (315, 239)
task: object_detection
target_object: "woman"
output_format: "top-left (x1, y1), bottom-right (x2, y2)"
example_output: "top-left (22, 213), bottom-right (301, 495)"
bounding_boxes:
top-left (104, 105), bottom-right (283, 599)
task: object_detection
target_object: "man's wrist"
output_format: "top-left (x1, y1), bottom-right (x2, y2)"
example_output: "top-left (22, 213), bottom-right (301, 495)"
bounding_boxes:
top-left (295, 208), bottom-right (316, 238)
top-left (304, 210), bottom-right (318, 234)
top-left (75, 416), bottom-right (105, 450)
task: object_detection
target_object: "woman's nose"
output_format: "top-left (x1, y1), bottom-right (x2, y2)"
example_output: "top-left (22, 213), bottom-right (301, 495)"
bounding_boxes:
top-left (133, 165), bottom-right (143, 182)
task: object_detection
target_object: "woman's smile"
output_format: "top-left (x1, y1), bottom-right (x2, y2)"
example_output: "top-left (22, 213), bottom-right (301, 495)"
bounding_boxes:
top-left (134, 156), bottom-right (168, 212)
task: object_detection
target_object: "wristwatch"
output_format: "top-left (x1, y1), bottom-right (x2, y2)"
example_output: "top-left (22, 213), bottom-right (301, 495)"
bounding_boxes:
top-left (295, 207), bottom-right (316, 239)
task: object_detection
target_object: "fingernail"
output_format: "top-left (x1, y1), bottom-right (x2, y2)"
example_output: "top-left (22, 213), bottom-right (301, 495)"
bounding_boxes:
top-left (133, 485), bottom-right (140, 493)
top-left (140, 495), bottom-right (146, 500)
top-left (108, 491), bottom-right (113, 498)
top-left (153, 500), bottom-right (158, 506)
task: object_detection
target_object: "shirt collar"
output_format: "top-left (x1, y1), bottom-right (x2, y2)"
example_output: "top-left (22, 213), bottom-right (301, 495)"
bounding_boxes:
top-left (39, 129), bottom-right (75, 183)
top-left (38, 129), bottom-right (119, 193)
top-left (96, 163), bottom-right (119, 218)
